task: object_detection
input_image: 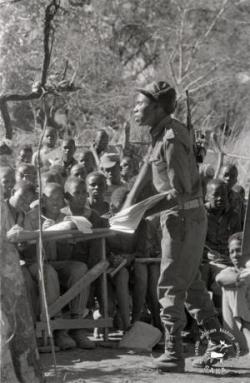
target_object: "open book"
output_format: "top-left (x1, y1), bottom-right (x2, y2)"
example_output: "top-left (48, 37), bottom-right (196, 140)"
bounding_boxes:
top-left (109, 191), bottom-right (169, 233)
top-left (44, 216), bottom-right (93, 234)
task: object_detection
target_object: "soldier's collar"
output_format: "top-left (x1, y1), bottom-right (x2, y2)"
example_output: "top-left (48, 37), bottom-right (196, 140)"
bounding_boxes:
top-left (150, 115), bottom-right (172, 140)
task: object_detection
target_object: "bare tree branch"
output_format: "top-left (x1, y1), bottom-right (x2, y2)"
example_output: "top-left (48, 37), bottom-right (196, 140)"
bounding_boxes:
top-left (184, 0), bottom-right (229, 75)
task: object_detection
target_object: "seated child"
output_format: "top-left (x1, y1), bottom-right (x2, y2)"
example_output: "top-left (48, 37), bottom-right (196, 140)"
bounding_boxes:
top-left (32, 126), bottom-right (58, 169)
top-left (63, 176), bottom-right (108, 231)
top-left (5, 181), bottom-right (38, 322)
top-left (107, 186), bottom-right (155, 332)
top-left (15, 163), bottom-right (36, 185)
top-left (23, 182), bottom-right (94, 350)
top-left (62, 176), bottom-right (109, 319)
top-left (16, 144), bottom-right (33, 165)
top-left (70, 163), bottom-right (87, 180)
top-left (56, 137), bottom-right (77, 176)
top-left (202, 179), bottom-right (241, 307)
top-left (132, 214), bottom-right (162, 330)
top-left (86, 171), bottom-right (109, 216)
top-left (216, 232), bottom-right (250, 353)
top-left (41, 168), bottom-right (64, 188)
top-left (0, 166), bottom-right (15, 199)
top-left (120, 156), bottom-right (134, 187)
top-left (78, 150), bottom-right (96, 174)
top-left (100, 153), bottom-right (123, 203)
top-left (7, 180), bottom-right (36, 226)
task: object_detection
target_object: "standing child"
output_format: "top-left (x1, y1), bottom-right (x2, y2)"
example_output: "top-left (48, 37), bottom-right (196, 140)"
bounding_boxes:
top-left (32, 126), bottom-right (58, 169)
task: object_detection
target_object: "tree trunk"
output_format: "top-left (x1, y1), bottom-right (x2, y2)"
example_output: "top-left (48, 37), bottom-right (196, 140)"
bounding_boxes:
top-left (0, 196), bottom-right (44, 383)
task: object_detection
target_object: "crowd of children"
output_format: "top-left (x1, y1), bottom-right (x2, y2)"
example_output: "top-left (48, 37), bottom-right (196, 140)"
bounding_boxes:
top-left (1, 126), bottom-right (250, 355)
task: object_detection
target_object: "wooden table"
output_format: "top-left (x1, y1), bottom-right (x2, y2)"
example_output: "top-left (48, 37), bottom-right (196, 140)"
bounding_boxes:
top-left (10, 228), bottom-right (114, 345)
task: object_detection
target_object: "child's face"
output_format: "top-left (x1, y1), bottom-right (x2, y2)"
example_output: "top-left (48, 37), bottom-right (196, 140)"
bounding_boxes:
top-left (16, 166), bottom-right (36, 184)
top-left (70, 165), bottom-right (86, 180)
top-left (222, 166), bottom-right (238, 189)
top-left (1, 171), bottom-right (15, 199)
top-left (102, 163), bottom-right (120, 186)
top-left (62, 140), bottom-right (75, 162)
top-left (43, 188), bottom-right (65, 216)
top-left (229, 239), bottom-right (242, 268)
top-left (67, 183), bottom-right (87, 209)
top-left (87, 175), bottom-right (106, 201)
top-left (44, 128), bottom-right (57, 148)
top-left (18, 149), bottom-right (32, 163)
top-left (120, 158), bottom-right (132, 178)
top-left (207, 184), bottom-right (227, 210)
top-left (10, 188), bottom-right (35, 213)
top-left (79, 153), bottom-right (95, 174)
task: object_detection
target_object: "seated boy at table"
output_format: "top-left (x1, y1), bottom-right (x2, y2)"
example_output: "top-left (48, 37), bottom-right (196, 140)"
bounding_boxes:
top-left (70, 163), bottom-right (87, 180)
top-left (106, 186), bottom-right (155, 332)
top-left (23, 182), bottom-right (95, 350)
top-left (5, 180), bottom-right (39, 322)
top-left (15, 163), bottom-right (37, 185)
top-left (63, 176), bottom-right (109, 314)
top-left (86, 171), bottom-right (109, 216)
top-left (216, 232), bottom-right (250, 353)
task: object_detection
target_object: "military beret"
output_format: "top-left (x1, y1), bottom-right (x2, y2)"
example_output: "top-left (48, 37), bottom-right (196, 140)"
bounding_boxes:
top-left (137, 81), bottom-right (177, 114)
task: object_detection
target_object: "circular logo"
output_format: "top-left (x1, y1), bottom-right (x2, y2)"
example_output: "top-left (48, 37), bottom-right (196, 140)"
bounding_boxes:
top-left (194, 328), bottom-right (240, 375)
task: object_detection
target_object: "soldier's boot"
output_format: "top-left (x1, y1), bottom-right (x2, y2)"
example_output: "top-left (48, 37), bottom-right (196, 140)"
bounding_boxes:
top-left (153, 334), bottom-right (185, 373)
top-left (192, 316), bottom-right (224, 368)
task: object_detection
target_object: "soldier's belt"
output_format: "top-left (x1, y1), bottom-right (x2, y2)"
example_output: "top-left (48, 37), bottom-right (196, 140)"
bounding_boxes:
top-left (179, 197), bottom-right (203, 210)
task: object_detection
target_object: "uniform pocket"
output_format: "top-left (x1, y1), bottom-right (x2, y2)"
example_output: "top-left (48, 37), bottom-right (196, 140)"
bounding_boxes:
top-left (161, 211), bottom-right (185, 241)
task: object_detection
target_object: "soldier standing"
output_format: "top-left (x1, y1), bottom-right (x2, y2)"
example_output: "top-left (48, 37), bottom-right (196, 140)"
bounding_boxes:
top-left (127, 81), bottom-right (223, 373)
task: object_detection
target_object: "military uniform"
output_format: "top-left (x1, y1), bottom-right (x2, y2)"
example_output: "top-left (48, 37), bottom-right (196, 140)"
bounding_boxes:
top-left (132, 81), bottom-right (223, 371)
top-left (148, 115), bottom-right (216, 337)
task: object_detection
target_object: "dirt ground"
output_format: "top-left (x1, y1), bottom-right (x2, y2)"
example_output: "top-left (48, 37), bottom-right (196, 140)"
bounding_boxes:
top-left (41, 335), bottom-right (250, 383)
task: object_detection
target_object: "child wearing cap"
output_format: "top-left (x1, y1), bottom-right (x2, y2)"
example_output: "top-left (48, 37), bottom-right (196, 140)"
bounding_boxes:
top-left (216, 232), bottom-right (250, 353)
top-left (100, 153), bottom-right (123, 203)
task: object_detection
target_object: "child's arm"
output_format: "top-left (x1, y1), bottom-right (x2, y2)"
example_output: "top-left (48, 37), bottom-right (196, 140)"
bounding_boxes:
top-left (216, 268), bottom-right (243, 288)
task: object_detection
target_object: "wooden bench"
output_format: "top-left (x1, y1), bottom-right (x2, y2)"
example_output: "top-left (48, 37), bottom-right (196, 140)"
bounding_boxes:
top-left (11, 228), bottom-right (114, 345)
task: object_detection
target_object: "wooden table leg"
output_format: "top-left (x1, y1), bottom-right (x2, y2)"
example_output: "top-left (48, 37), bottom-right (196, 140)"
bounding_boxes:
top-left (101, 237), bottom-right (109, 341)
top-left (36, 239), bottom-right (48, 346)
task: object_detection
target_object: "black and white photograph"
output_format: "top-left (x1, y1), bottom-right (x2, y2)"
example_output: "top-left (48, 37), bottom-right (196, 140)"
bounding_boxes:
top-left (0, 0), bottom-right (250, 382)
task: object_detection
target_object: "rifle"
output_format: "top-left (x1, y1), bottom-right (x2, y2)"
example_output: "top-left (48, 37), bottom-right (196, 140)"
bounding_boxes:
top-left (186, 90), bottom-right (206, 163)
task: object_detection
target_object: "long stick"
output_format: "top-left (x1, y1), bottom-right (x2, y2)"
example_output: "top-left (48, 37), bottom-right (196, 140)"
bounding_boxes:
top-left (37, 99), bottom-right (58, 378)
